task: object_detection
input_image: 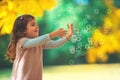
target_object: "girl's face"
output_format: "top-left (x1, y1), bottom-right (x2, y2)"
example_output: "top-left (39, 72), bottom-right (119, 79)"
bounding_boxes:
top-left (25, 19), bottom-right (39, 38)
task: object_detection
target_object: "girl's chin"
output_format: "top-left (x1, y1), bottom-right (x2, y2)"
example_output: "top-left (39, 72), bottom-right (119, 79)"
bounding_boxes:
top-left (30, 35), bottom-right (38, 38)
top-left (33, 35), bottom-right (38, 38)
top-left (34, 33), bottom-right (39, 37)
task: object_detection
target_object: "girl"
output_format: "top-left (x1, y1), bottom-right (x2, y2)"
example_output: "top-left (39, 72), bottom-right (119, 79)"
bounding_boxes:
top-left (6, 14), bottom-right (73, 80)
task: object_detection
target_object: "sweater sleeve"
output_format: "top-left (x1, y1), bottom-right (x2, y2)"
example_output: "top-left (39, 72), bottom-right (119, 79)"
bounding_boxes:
top-left (22, 34), bottom-right (51, 48)
top-left (42, 37), bottom-right (68, 49)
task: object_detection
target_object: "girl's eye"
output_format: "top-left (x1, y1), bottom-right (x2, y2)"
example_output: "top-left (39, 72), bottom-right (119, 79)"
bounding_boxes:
top-left (31, 23), bottom-right (35, 26)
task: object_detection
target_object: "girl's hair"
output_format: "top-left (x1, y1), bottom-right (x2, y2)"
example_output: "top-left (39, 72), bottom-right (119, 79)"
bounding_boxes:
top-left (5, 14), bottom-right (35, 62)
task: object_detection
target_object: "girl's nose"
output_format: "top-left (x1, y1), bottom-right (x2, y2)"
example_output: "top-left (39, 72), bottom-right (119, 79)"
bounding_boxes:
top-left (36, 25), bottom-right (39, 28)
top-left (36, 25), bottom-right (39, 30)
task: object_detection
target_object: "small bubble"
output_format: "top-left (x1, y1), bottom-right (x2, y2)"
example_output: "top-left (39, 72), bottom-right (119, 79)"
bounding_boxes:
top-left (76, 47), bottom-right (82, 52)
top-left (99, 39), bottom-right (104, 45)
top-left (76, 52), bottom-right (81, 57)
top-left (83, 19), bottom-right (87, 23)
top-left (76, 47), bottom-right (82, 56)
top-left (85, 14), bottom-right (91, 19)
top-left (71, 35), bottom-right (78, 43)
top-left (85, 44), bottom-right (91, 49)
top-left (79, 22), bottom-right (83, 26)
top-left (81, 51), bottom-right (86, 56)
top-left (86, 25), bottom-right (91, 29)
top-left (74, 54), bottom-right (79, 58)
top-left (84, 25), bottom-right (91, 32)
top-left (92, 21), bottom-right (96, 25)
top-left (77, 52), bottom-right (82, 56)
top-left (94, 42), bottom-right (101, 47)
top-left (74, 28), bottom-right (79, 34)
top-left (107, 9), bottom-right (112, 14)
top-left (88, 38), bottom-right (93, 45)
top-left (77, 36), bottom-right (82, 42)
top-left (70, 46), bottom-right (75, 54)
top-left (98, 52), bottom-right (103, 58)
top-left (81, 23), bottom-right (83, 26)
top-left (88, 37), bottom-right (92, 43)
top-left (77, 43), bottom-right (82, 48)
top-left (69, 59), bottom-right (74, 65)
top-left (67, 7), bottom-right (72, 12)
top-left (94, 9), bottom-right (99, 14)
top-left (84, 27), bottom-right (90, 32)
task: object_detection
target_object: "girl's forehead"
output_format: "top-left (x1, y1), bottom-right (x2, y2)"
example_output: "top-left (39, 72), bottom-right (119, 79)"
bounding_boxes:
top-left (28, 19), bottom-right (36, 23)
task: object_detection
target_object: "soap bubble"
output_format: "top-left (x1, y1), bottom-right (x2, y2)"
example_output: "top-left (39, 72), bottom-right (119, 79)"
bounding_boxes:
top-left (67, 7), bottom-right (72, 12)
top-left (85, 44), bottom-right (91, 49)
top-left (84, 25), bottom-right (91, 32)
top-left (83, 19), bottom-right (88, 24)
top-left (86, 24), bottom-right (91, 29)
top-left (81, 51), bottom-right (86, 56)
top-left (92, 21), bottom-right (96, 25)
top-left (77, 35), bottom-right (82, 42)
top-left (88, 37), bottom-right (93, 43)
top-left (77, 42), bottom-right (82, 48)
top-left (74, 28), bottom-right (79, 34)
top-left (94, 9), bottom-right (99, 14)
top-left (84, 24), bottom-right (91, 32)
top-left (88, 37), bottom-right (92, 43)
top-left (78, 22), bottom-right (83, 26)
top-left (107, 9), bottom-right (112, 14)
top-left (69, 59), bottom-right (75, 65)
top-left (74, 53), bottom-right (79, 58)
top-left (70, 46), bottom-right (76, 54)
top-left (71, 35), bottom-right (78, 43)
top-left (85, 14), bottom-right (91, 19)
top-left (87, 38), bottom-right (93, 45)
top-left (99, 39), bottom-right (104, 45)
top-left (76, 48), bottom-right (82, 56)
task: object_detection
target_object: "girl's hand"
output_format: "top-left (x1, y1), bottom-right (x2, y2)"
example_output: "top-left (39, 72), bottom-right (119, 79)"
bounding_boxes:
top-left (66, 24), bottom-right (73, 40)
top-left (50, 28), bottom-right (67, 39)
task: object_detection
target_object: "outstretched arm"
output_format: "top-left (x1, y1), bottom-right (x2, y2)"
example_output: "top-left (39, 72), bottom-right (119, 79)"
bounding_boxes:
top-left (42, 37), bottom-right (67, 49)
top-left (22, 28), bottom-right (67, 48)
top-left (43, 24), bottom-right (73, 49)
top-left (66, 24), bottom-right (73, 40)
top-left (22, 34), bottom-right (50, 48)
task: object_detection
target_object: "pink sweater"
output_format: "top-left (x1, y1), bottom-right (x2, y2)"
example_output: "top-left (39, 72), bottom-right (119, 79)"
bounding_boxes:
top-left (10, 34), bottom-right (67, 80)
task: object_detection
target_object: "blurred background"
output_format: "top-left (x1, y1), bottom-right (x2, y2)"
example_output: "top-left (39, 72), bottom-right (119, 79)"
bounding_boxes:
top-left (0, 0), bottom-right (120, 80)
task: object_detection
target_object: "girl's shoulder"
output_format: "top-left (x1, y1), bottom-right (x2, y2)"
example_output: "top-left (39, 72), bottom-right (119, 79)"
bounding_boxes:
top-left (18, 37), bottom-right (28, 44)
top-left (16, 37), bottom-right (28, 49)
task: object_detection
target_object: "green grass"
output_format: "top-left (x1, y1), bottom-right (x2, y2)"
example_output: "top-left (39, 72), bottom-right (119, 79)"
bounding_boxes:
top-left (0, 69), bottom-right (11, 80)
top-left (0, 64), bottom-right (120, 80)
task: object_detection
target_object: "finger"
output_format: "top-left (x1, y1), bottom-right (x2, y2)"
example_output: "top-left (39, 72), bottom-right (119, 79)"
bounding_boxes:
top-left (69, 24), bottom-right (73, 29)
top-left (59, 28), bottom-right (63, 30)
top-left (64, 31), bottom-right (67, 35)
top-left (63, 30), bottom-right (67, 33)
top-left (67, 24), bottom-right (73, 27)
top-left (62, 32), bottom-right (67, 36)
top-left (61, 32), bottom-right (66, 37)
top-left (60, 35), bottom-right (63, 38)
top-left (67, 24), bottom-right (72, 27)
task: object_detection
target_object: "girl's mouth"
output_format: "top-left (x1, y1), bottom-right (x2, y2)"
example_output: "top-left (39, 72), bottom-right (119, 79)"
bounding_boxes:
top-left (34, 30), bottom-right (39, 32)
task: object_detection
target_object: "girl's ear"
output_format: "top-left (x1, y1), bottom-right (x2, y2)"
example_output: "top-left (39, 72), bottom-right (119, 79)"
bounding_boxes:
top-left (24, 32), bottom-right (27, 33)
top-left (24, 30), bottom-right (27, 33)
top-left (23, 32), bottom-right (27, 36)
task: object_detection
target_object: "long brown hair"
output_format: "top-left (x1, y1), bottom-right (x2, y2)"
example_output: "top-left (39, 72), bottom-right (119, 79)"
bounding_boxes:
top-left (5, 14), bottom-right (35, 62)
